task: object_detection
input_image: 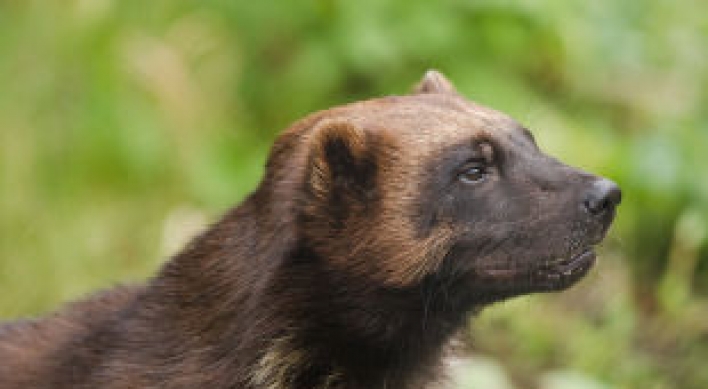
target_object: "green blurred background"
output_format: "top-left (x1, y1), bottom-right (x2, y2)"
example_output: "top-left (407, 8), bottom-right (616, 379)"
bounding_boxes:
top-left (1, 1), bottom-right (707, 388)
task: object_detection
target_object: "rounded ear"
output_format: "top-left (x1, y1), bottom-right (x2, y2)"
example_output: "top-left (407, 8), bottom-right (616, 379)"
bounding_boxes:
top-left (413, 69), bottom-right (459, 95)
top-left (307, 121), bottom-right (376, 203)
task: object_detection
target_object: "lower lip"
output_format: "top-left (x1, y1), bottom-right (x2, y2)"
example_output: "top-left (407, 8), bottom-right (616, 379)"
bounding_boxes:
top-left (557, 250), bottom-right (596, 274)
top-left (535, 249), bottom-right (596, 282)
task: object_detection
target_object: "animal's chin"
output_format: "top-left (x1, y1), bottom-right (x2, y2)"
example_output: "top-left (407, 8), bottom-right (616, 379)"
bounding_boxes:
top-left (531, 248), bottom-right (596, 291)
top-left (473, 248), bottom-right (597, 296)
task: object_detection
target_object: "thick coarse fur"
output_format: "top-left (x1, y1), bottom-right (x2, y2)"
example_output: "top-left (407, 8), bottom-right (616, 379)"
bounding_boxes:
top-left (0, 70), bottom-right (620, 389)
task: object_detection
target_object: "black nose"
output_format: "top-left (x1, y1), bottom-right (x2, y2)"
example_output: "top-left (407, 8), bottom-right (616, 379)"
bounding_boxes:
top-left (583, 178), bottom-right (622, 216)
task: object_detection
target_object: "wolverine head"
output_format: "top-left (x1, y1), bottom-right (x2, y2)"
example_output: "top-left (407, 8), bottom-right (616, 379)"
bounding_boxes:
top-left (266, 70), bottom-right (620, 304)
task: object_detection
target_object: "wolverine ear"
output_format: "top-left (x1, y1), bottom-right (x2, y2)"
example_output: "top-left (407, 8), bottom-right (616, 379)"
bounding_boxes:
top-left (413, 69), bottom-right (459, 95)
top-left (308, 121), bottom-right (376, 204)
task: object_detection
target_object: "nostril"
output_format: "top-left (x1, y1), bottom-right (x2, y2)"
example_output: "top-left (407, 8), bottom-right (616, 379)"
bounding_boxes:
top-left (584, 198), bottom-right (602, 215)
top-left (584, 178), bottom-right (621, 215)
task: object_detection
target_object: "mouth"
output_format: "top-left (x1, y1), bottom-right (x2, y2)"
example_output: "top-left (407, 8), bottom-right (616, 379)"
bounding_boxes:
top-left (533, 248), bottom-right (596, 290)
top-left (468, 246), bottom-right (599, 299)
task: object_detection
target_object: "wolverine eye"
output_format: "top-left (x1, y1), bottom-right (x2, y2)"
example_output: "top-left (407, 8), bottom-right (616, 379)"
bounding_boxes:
top-left (459, 164), bottom-right (487, 184)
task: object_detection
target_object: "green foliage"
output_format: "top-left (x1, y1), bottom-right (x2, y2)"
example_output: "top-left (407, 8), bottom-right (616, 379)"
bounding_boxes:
top-left (0, 1), bottom-right (706, 388)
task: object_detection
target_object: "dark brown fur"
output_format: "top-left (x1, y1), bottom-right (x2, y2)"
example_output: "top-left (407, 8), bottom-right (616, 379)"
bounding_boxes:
top-left (0, 71), bottom-right (620, 389)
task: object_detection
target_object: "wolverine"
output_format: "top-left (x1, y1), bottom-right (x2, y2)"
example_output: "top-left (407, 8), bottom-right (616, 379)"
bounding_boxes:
top-left (0, 71), bottom-right (620, 389)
